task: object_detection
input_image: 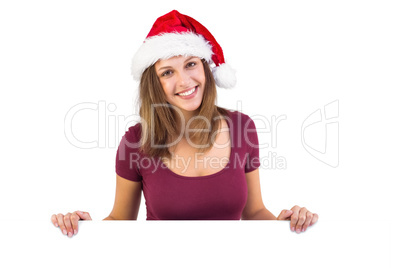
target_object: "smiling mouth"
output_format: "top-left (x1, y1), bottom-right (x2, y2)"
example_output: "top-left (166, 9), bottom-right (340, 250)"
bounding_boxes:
top-left (175, 86), bottom-right (198, 96)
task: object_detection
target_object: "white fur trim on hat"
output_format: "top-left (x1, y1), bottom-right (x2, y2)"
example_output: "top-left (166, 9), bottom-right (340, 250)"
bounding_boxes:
top-left (131, 32), bottom-right (213, 81)
top-left (212, 63), bottom-right (237, 89)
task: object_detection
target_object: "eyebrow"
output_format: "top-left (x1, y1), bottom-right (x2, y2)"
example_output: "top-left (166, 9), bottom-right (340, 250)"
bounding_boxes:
top-left (157, 56), bottom-right (198, 72)
top-left (184, 56), bottom-right (197, 62)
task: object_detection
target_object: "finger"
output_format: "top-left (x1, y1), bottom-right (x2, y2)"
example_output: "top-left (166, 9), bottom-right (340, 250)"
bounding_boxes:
top-left (70, 212), bottom-right (80, 235)
top-left (51, 214), bottom-right (58, 227)
top-left (277, 209), bottom-right (287, 220)
top-left (295, 207), bottom-right (308, 233)
top-left (290, 205), bottom-right (300, 211)
top-left (63, 213), bottom-right (74, 238)
top-left (277, 209), bottom-right (292, 220)
top-left (302, 211), bottom-right (313, 232)
top-left (56, 214), bottom-right (67, 236)
top-left (310, 213), bottom-right (319, 226)
top-left (290, 207), bottom-right (300, 231)
top-left (77, 211), bottom-right (92, 220)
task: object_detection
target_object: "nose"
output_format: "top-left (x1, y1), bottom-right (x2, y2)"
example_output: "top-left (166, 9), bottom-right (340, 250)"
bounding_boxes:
top-left (176, 70), bottom-right (191, 87)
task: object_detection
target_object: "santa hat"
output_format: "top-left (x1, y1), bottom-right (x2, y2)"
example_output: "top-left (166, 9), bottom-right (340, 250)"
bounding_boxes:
top-left (131, 10), bottom-right (236, 89)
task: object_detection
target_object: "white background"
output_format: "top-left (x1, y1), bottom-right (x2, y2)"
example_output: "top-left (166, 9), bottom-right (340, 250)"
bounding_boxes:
top-left (0, 0), bottom-right (400, 267)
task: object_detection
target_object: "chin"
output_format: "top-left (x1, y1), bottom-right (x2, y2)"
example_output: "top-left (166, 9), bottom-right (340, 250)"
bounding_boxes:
top-left (179, 103), bottom-right (202, 112)
top-left (183, 106), bottom-right (201, 112)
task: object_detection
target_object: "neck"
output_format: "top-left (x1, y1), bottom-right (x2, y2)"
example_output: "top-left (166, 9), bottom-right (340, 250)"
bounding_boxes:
top-left (174, 108), bottom-right (200, 129)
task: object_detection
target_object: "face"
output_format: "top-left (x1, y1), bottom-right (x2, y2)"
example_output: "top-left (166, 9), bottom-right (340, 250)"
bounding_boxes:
top-left (155, 56), bottom-right (205, 118)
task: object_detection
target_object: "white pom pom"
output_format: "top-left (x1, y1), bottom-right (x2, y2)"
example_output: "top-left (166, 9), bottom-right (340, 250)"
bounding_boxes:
top-left (212, 63), bottom-right (236, 89)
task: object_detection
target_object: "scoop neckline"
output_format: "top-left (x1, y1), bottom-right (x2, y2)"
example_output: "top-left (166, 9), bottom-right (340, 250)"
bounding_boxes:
top-left (160, 113), bottom-right (233, 180)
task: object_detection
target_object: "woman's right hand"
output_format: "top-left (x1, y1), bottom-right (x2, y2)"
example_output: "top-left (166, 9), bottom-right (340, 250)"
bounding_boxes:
top-left (51, 211), bottom-right (92, 237)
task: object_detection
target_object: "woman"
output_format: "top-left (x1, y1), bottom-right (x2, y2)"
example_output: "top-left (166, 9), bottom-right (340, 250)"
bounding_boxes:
top-left (51, 10), bottom-right (318, 237)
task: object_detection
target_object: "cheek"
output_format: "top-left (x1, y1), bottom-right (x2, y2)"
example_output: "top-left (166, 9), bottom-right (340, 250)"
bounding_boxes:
top-left (160, 81), bottom-right (172, 95)
top-left (194, 67), bottom-right (206, 84)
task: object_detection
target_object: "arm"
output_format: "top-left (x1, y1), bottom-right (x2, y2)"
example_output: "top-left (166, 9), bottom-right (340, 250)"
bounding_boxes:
top-left (103, 174), bottom-right (142, 220)
top-left (241, 168), bottom-right (277, 220)
top-left (241, 169), bottom-right (319, 233)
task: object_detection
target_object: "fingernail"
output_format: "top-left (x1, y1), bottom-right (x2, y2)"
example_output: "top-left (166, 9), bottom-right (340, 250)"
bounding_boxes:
top-left (68, 232), bottom-right (72, 237)
top-left (63, 229), bottom-right (67, 235)
top-left (74, 229), bottom-right (77, 235)
top-left (55, 223), bottom-right (58, 227)
top-left (291, 227), bottom-right (295, 231)
top-left (296, 229), bottom-right (301, 233)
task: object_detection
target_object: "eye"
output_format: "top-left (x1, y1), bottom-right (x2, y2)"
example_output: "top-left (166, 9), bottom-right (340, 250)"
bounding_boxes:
top-left (161, 70), bottom-right (173, 77)
top-left (186, 62), bottom-right (196, 68)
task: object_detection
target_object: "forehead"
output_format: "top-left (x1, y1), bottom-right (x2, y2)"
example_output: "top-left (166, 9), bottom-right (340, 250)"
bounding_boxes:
top-left (155, 55), bottom-right (200, 67)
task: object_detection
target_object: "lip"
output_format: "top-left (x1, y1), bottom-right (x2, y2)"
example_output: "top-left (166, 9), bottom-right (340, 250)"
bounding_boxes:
top-left (175, 86), bottom-right (198, 99)
top-left (175, 86), bottom-right (197, 95)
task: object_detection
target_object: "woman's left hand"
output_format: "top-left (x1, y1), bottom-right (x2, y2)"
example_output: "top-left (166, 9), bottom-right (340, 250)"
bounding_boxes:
top-left (277, 205), bottom-right (319, 233)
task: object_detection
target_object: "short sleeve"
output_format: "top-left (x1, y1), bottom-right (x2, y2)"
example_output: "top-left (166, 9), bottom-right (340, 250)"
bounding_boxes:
top-left (244, 116), bottom-right (261, 173)
top-left (115, 124), bottom-right (143, 182)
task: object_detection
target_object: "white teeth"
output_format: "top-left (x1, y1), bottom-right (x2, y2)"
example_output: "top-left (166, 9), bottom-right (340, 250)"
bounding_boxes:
top-left (178, 87), bottom-right (196, 96)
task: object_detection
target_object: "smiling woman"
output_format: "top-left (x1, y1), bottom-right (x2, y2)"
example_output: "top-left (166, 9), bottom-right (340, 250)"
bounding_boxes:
top-left (155, 56), bottom-right (205, 116)
top-left (138, 55), bottom-right (227, 160)
top-left (51, 10), bottom-right (318, 237)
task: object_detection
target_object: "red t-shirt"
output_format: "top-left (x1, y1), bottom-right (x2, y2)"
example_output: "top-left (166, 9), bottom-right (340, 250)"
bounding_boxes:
top-left (115, 110), bottom-right (261, 220)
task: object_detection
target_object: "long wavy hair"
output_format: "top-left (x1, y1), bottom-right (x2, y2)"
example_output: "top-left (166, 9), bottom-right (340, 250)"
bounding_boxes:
top-left (136, 58), bottom-right (229, 160)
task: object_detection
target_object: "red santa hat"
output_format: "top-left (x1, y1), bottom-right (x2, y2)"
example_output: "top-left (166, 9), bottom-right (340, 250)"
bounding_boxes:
top-left (131, 10), bottom-right (236, 89)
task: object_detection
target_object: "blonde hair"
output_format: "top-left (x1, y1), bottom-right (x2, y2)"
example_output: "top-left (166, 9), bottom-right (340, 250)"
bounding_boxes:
top-left (136, 59), bottom-right (229, 160)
